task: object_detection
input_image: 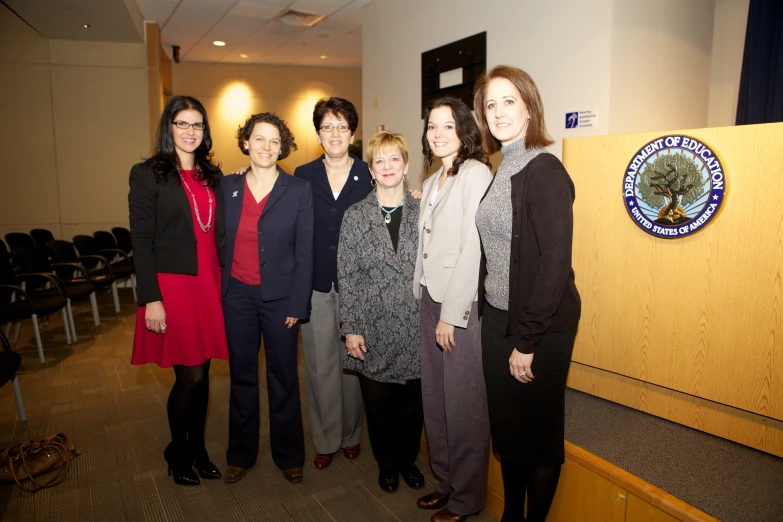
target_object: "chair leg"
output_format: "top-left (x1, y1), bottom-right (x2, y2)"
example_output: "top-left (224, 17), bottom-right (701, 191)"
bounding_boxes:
top-left (11, 376), bottom-right (27, 423)
top-left (131, 274), bottom-right (137, 302)
top-left (111, 282), bottom-right (121, 313)
top-left (90, 292), bottom-right (100, 326)
top-left (31, 314), bottom-right (45, 363)
top-left (4, 322), bottom-right (11, 338)
top-left (67, 299), bottom-right (78, 342)
top-left (61, 308), bottom-right (72, 345)
top-left (12, 322), bottom-right (21, 343)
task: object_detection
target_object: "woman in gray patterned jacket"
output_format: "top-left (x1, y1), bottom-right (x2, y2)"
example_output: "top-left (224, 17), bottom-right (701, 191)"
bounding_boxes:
top-left (337, 131), bottom-right (423, 494)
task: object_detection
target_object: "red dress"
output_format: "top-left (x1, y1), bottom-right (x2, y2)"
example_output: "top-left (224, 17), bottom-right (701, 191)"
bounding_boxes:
top-left (131, 170), bottom-right (229, 368)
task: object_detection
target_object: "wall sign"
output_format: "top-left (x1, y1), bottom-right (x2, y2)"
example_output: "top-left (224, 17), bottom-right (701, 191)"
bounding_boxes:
top-left (623, 135), bottom-right (726, 239)
top-left (421, 32), bottom-right (486, 118)
top-left (565, 109), bottom-right (597, 129)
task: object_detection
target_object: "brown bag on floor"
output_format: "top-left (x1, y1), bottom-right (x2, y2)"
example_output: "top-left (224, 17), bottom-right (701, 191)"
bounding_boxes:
top-left (0, 433), bottom-right (81, 491)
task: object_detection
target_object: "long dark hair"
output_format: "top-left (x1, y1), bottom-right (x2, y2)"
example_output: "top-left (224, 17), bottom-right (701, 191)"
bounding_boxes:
top-left (422, 97), bottom-right (490, 177)
top-left (145, 95), bottom-right (221, 187)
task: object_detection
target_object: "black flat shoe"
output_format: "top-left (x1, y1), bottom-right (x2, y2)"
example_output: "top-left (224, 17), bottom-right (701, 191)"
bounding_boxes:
top-left (378, 468), bottom-right (399, 492)
top-left (164, 444), bottom-right (200, 486)
top-left (400, 465), bottom-right (425, 489)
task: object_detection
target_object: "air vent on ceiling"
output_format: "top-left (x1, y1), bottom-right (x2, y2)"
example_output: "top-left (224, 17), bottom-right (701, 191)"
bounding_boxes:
top-left (276, 8), bottom-right (326, 27)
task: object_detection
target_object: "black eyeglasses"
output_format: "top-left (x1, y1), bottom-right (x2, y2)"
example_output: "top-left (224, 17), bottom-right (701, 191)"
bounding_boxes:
top-left (173, 120), bottom-right (206, 130)
top-left (319, 124), bottom-right (351, 133)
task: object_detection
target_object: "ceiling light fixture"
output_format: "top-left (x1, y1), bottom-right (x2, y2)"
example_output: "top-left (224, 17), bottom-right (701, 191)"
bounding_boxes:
top-left (83, 24), bottom-right (90, 29)
top-left (320, 55), bottom-right (327, 59)
top-left (239, 54), bottom-right (248, 59)
top-left (213, 41), bottom-right (226, 47)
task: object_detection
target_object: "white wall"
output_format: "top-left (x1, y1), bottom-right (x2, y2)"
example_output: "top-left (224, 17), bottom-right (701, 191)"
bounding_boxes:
top-left (363, 0), bottom-right (615, 187)
top-left (363, 0), bottom-right (751, 187)
top-left (707, 0), bottom-right (750, 127)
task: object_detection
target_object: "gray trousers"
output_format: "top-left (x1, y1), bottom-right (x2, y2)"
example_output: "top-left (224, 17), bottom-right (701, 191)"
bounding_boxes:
top-left (420, 286), bottom-right (490, 515)
top-left (301, 286), bottom-right (364, 454)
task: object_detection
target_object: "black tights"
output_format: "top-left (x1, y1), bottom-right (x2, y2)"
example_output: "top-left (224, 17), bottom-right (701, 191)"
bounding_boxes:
top-left (500, 457), bottom-right (562, 522)
top-left (167, 360), bottom-right (211, 451)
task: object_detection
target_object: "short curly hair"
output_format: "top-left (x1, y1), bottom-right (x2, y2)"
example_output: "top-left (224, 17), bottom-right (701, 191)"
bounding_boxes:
top-left (236, 112), bottom-right (298, 160)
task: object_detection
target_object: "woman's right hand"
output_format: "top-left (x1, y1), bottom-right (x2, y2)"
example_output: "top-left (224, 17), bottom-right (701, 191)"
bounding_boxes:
top-left (345, 334), bottom-right (367, 361)
top-left (145, 301), bottom-right (166, 334)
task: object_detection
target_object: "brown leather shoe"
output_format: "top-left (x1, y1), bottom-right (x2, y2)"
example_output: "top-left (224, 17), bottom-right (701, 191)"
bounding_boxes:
top-left (431, 507), bottom-right (468, 522)
top-left (223, 465), bottom-right (246, 484)
top-left (282, 467), bottom-right (303, 483)
top-left (417, 491), bottom-right (450, 510)
top-left (342, 444), bottom-right (361, 459)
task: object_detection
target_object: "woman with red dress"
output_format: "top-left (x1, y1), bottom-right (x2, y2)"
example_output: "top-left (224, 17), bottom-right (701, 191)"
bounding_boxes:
top-left (129, 95), bottom-right (228, 486)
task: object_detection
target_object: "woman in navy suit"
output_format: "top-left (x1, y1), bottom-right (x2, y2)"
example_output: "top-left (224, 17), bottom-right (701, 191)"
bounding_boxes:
top-left (221, 112), bottom-right (314, 485)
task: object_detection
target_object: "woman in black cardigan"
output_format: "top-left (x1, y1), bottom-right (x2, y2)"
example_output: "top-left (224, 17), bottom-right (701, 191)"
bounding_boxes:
top-left (129, 95), bottom-right (227, 486)
top-left (474, 66), bottom-right (581, 522)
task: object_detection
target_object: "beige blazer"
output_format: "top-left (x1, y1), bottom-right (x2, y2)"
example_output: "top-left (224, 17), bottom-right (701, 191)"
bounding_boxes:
top-left (412, 158), bottom-right (493, 328)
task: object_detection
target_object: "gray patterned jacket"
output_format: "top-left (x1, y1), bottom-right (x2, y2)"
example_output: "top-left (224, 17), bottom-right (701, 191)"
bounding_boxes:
top-left (337, 190), bottom-right (421, 384)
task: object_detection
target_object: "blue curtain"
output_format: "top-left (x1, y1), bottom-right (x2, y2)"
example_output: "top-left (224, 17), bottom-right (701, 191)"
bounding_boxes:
top-left (736, 0), bottom-right (783, 125)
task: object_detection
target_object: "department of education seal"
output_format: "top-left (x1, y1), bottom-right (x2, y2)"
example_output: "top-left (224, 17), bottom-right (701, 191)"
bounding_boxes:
top-left (623, 135), bottom-right (726, 239)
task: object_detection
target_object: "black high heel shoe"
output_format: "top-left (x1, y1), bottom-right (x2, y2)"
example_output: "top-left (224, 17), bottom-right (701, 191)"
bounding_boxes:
top-left (164, 444), bottom-right (200, 486)
top-left (191, 449), bottom-right (221, 480)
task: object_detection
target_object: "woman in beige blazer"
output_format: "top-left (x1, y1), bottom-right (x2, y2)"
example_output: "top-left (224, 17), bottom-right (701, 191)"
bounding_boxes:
top-left (412, 97), bottom-right (493, 522)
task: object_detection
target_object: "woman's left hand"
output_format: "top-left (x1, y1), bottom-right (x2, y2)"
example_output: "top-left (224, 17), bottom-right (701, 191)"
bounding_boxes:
top-left (285, 317), bottom-right (299, 328)
top-left (435, 320), bottom-right (456, 352)
top-left (509, 349), bottom-right (534, 383)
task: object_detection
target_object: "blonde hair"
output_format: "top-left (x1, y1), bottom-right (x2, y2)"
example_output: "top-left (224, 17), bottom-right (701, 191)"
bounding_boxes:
top-left (473, 65), bottom-right (554, 153)
top-left (366, 131), bottom-right (409, 166)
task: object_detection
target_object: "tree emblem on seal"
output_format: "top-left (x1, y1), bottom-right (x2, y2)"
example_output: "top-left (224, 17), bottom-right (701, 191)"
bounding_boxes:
top-left (637, 153), bottom-right (706, 225)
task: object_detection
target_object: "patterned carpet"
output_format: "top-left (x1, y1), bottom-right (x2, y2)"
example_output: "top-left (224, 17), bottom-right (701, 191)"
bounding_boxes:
top-left (0, 287), bottom-right (498, 522)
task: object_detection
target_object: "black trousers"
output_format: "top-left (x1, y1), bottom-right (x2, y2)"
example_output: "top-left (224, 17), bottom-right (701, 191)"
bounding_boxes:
top-left (357, 373), bottom-right (423, 472)
top-left (223, 278), bottom-right (305, 470)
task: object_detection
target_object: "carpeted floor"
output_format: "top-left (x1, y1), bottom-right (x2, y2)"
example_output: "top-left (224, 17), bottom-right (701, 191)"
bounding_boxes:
top-left (0, 288), bottom-right (498, 522)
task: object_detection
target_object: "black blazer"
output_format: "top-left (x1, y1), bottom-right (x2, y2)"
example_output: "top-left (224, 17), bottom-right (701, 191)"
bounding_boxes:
top-left (293, 154), bottom-right (372, 293)
top-left (478, 153), bottom-right (581, 353)
top-left (128, 162), bottom-right (226, 306)
top-left (221, 169), bottom-right (314, 320)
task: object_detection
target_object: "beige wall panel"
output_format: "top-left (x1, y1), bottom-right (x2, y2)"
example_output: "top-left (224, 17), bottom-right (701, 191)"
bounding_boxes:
top-left (0, 63), bottom-right (60, 226)
top-left (548, 459), bottom-right (627, 522)
top-left (0, 4), bottom-right (49, 64)
top-left (627, 494), bottom-right (679, 522)
top-left (48, 40), bottom-right (146, 68)
top-left (564, 123), bottom-right (783, 424)
top-left (707, 0), bottom-right (750, 128)
top-left (567, 363), bottom-right (783, 457)
top-left (50, 66), bottom-right (149, 226)
top-left (609, 0), bottom-right (715, 135)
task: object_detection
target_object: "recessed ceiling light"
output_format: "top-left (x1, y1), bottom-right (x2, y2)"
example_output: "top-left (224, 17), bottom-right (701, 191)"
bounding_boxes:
top-left (83, 24), bottom-right (90, 29)
top-left (213, 41), bottom-right (226, 47)
top-left (239, 54), bottom-right (248, 59)
top-left (319, 55), bottom-right (327, 59)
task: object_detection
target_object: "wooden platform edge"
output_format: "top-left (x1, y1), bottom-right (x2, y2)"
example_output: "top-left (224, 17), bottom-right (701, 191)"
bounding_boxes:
top-left (565, 441), bottom-right (719, 522)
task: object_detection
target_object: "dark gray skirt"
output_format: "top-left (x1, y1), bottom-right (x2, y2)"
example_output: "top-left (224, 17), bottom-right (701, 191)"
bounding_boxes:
top-left (481, 301), bottom-right (576, 466)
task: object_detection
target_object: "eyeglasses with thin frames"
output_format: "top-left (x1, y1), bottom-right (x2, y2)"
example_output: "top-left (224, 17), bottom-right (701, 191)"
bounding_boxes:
top-left (173, 120), bottom-right (206, 131)
top-left (319, 124), bottom-right (351, 133)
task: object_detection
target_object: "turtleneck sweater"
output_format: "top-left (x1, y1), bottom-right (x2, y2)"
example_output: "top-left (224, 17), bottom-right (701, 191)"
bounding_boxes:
top-left (475, 138), bottom-right (545, 310)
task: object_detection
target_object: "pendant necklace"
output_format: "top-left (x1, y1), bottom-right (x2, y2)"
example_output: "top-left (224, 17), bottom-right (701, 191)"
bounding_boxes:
top-left (180, 172), bottom-right (213, 232)
top-left (378, 194), bottom-right (404, 224)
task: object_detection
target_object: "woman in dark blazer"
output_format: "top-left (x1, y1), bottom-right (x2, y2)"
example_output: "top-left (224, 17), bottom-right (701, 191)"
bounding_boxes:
top-left (293, 97), bottom-right (372, 470)
top-left (129, 95), bottom-right (227, 486)
top-left (221, 112), bottom-right (314, 485)
top-left (474, 66), bottom-right (581, 522)
top-left (338, 131), bottom-right (424, 493)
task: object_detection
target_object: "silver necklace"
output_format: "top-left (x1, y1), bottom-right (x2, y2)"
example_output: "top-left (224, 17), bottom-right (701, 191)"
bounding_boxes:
top-left (378, 194), bottom-right (404, 224)
top-left (180, 173), bottom-right (213, 232)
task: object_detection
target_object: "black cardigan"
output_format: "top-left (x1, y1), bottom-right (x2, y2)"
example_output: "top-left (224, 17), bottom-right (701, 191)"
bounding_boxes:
top-left (128, 162), bottom-right (225, 306)
top-left (478, 153), bottom-right (581, 353)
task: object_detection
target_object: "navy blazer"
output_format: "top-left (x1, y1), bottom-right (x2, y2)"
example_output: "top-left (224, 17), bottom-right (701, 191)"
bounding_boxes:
top-left (222, 168), bottom-right (314, 320)
top-left (293, 154), bottom-right (372, 293)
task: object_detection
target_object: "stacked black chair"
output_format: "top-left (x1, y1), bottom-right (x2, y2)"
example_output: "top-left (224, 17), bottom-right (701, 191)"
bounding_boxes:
top-left (4, 233), bottom-right (34, 252)
top-left (14, 246), bottom-right (96, 341)
top-left (73, 235), bottom-right (136, 302)
top-left (0, 253), bottom-right (71, 363)
top-left (0, 329), bottom-right (27, 424)
top-left (111, 227), bottom-right (133, 256)
top-left (47, 240), bottom-right (119, 318)
top-left (30, 228), bottom-right (55, 248)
